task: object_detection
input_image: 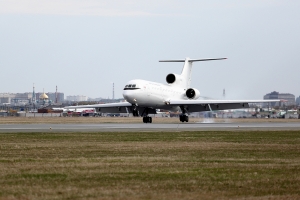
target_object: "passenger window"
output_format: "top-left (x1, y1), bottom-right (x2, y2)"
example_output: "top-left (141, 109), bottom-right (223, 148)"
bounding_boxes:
top-left (132, 84), bottom-right (136, 88)
top-left (128, 84), bottom-right (132, 87)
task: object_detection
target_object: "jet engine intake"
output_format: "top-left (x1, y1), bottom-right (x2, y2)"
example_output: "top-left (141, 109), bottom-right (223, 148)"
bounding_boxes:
top-left (166, 73), bottom-right (180, 84)
top-left (186, 88), bottom-right (200, 99)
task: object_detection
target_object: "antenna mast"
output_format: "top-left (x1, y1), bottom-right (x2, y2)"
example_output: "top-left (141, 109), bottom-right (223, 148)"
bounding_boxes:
top-left (55, 86), bottom-right (58, 104)
top-left (112, 83), bottom-right (115, 100)
top-left (32, 83), bottom-right (36, 103)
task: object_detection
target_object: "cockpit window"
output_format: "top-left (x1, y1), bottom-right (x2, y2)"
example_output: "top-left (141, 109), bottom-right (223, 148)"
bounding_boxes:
top-left (123, 83), bottom-right (140, 90)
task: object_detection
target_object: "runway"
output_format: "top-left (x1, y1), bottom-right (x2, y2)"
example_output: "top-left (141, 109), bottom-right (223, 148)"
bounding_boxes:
top-left (1, 122), bottom-right (300, 132)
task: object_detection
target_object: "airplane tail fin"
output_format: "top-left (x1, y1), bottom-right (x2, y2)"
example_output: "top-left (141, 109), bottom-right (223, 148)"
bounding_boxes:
top-left (159, 57), bottom-right (226, 88)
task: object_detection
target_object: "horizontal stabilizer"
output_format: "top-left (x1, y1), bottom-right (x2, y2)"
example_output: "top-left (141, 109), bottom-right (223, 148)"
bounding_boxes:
top-left (159, 58), bottom-right (227, 63)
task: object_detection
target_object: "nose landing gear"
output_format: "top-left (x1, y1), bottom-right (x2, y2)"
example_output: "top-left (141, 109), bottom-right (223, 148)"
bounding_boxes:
top-left (132, 110), bottom-right (139, 117)
top-left (131, 105), bottom-right (153, 123)
top-left (132, 104), bottom-right (139, 117)
top-left (179, 115), bottom-right (189, 122)
top-left (141, 107), bottom-right (152, 123)
top-left (143, 116), bottom-right (152, 123)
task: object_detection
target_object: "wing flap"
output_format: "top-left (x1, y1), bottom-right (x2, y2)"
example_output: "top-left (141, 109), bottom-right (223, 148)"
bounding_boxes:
top-left (64, 102), bottom-right (157, 114)
top-left (185, 103), bottom-right (250, 112)
top-left (170, 99), bottom-right (280, 113)
top-left (65, 102), bottom-right (131, 114)
top-left (170, 99), bottom-right (280, 105)
top-left (65, 102), bottom-right (131, 109)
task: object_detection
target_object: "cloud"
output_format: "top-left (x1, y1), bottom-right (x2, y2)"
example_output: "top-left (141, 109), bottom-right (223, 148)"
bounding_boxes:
top-left (0, 0), bottom-right (172, 16)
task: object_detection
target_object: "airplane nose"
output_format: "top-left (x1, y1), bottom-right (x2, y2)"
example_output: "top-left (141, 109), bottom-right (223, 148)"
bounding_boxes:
top-left (123, 90), bottom-right (134, 103)
top-left (123, 90), bottom-right (129, 99)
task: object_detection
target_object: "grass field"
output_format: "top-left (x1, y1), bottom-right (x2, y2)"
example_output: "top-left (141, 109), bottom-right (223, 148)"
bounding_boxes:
top-left (0, 131), bottom-right (299, 199)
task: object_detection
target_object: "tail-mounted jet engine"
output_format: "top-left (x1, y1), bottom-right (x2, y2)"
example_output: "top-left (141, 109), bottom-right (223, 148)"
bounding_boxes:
top-left (185, 88), bottom-right (200, 99)
top-left (166, 73), bottom-right (181, 84)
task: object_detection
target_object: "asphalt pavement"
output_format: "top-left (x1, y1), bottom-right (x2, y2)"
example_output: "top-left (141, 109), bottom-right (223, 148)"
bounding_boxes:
top-left (1, 122), bottom-right (300, 132)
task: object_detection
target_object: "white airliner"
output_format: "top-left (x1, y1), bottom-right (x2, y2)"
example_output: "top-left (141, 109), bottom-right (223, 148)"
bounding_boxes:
top-left (65, 57), bottom-right (280, 123)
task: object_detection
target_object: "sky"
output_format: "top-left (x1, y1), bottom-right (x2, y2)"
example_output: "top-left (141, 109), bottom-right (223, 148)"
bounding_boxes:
top-left (0, 0), bottom-right (299, 100)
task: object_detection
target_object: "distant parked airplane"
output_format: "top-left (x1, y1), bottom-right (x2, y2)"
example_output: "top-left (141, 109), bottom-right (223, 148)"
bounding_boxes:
top-left (65, 57), bottom-right (279, 123)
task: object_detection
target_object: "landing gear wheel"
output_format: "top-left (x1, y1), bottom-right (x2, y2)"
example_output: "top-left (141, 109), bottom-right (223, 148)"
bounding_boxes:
top-left (185, 115), bottom-right (189, 122)
top-left (143, 116), bottom-right (152, 123)
top-left (179, 115), bottom-right (189, 122)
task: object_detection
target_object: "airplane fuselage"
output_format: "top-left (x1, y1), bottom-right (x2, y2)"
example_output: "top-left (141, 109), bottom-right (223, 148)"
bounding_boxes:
top-left (123, 79), bottom-right (187, 110)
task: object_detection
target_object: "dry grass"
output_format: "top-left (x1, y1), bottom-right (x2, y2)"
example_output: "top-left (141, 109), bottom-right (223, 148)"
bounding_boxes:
top-left (0, 116), bottom-right (299, 124)
top-left (0, 131), bottom-right (299, 199)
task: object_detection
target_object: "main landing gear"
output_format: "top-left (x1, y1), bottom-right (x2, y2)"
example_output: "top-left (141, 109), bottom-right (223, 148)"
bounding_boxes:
top-left (179, 115), bottom-right (189, 122)
top-left (179, 106), bottom-right (189, 122)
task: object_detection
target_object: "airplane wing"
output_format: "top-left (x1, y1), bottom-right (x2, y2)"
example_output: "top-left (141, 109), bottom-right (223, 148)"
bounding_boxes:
top-left (169, 99), bottom-right (280, 112)
top-left (64, 102), bottom-right (156, 114)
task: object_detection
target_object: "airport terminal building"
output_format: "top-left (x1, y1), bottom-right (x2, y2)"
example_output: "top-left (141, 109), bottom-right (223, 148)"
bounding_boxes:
top-left (296, 96), bottom-right (300, 105)
top-left (264, 91), bottom-right (295, 106)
